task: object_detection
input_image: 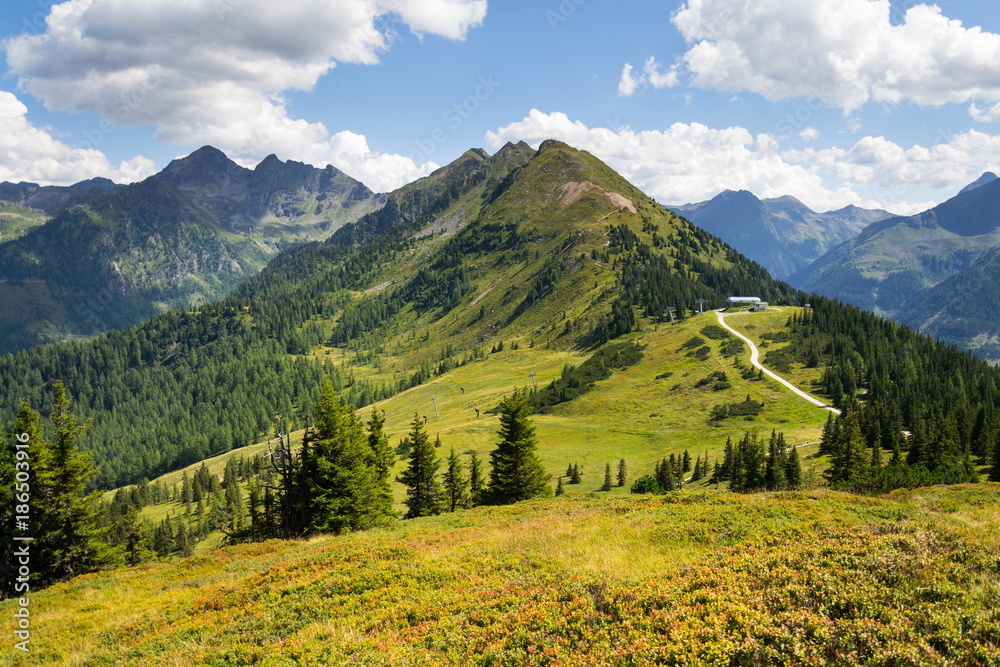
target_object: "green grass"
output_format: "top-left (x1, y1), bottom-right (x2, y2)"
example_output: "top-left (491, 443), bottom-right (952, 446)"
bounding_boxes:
top-left (7, 484), bottom-right (1000, 665)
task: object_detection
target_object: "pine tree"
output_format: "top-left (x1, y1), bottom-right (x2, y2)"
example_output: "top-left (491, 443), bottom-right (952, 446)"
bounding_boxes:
top-left (468, 451), bottom-right (485, 506)
top-left (682, 450), bottom-right (691, 473)
top-left (485, 389), bottom-right (550, 503)
top-left (601, 463), bottom-right (613, 491)
top-left (555, 476), bottom-right (564, 496)
top-left (765, 430), bottom-right (787, 491)
top-left (442, 448), bottom-right (469, 512)
top-left (570, 463), bottom-right (581, 484)
top-left (785, 446), bottom-right (802, 489)
top-left (720, 437), bottom-right (734, 481)
top-left (991, 431), bottom-right (1000, 482)
top-left (36, 381), bottom-right (109, 586)
top-left (367, 408), bottom-right (395, 480)
top-left (617, 458), bottom-right (627, 487)
top-left (175, 522), bottom-right (194, 557)
top-left (400, 414), bottom-right (444, 518)
top-left (298, 382), bottom-right (395, 534)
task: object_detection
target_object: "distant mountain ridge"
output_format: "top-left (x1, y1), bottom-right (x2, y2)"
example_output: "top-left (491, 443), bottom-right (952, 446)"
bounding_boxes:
top-left (0, 177), bottom-right (119, 213)
top-left (791, 174), bottom-right (1000, 361)
top-left (0, 147), bottom-right (386, 353)
top-left (669, 190), bottom-right (891, 279)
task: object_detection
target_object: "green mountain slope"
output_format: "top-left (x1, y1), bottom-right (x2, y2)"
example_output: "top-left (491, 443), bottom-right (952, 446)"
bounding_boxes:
top-left (0, 148), bottom-right (384, 354)
top-left (7, 485), bottom-right (1000, 665)
top-left (0, 140), bottom-right (798, 489)
top-left (1, 139), bottom-right (997, 498)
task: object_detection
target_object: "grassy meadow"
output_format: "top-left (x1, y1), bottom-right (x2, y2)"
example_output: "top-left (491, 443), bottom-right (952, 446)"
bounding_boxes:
top-left (6, 484), bottom-right (1000, 665)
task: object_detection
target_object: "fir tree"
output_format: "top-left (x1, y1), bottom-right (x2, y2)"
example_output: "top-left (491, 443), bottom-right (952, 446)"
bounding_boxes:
top-left (485, 389), bottom-right (550, 503)
top-left (367, 408), bottom-right (395, 481)
top-left (555, 476), bottom-right (564, 496)
top-left (400, 414), bottom-right (444, 518)
top-left (617, 458), bottom-right (627, 487)
top-left (765, 430), bottom-right (787, 491)
top-left (570, 463), bottom-right (581, 484)
top-left (468, 451), bottom-right (485, 506)
top-left (601, 463), bottom-right (613, 491)
top-left (785, 446), bottom-right (802, 489)
top-left (175, 522), bottom-right (194, 557)
top-left (298, 382), bottom-right (395, 534)
top-left (36, 381), bottom-right (110, 586)
top-left (682, 450), bottom-right (692, 473)
top-left (442, 448), bottom-right (470, 512)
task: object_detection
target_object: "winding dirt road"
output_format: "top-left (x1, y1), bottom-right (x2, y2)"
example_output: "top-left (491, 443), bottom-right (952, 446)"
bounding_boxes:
top-left (715, 310), bottom-right (841, 416)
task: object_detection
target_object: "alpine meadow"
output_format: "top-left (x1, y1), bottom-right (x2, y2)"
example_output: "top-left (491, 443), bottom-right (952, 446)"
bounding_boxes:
top-left (3, 1), bottom-right (1000, 664)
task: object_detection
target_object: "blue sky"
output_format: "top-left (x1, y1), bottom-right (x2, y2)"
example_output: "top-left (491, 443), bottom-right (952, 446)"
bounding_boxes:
top-left (1, 0), bottom-right (999, 214)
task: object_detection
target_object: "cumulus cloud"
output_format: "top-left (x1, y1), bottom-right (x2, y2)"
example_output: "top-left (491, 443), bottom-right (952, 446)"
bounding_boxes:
top-left (971, 102), bottom-right (1000, 123)
top-left (0, 91), bottom-right (155, 185)
top-left (485, 109), bottom-right (859, 211)
top-left (785, 131), bottom-right (1000, 194)
top-left (3, 0), bottom-right (486, 191)
top-left (617, 57), bottom-right (680, 97)
top-left (639, 0), bottom-right (1000, 112)
top-left (486, 109), bottom-right (1000, 215)
top-left (799, 127), bottom-right (820, 141)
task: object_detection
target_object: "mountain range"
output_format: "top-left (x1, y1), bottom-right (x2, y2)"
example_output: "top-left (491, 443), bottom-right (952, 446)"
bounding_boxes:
top-left (669, 190), bottom-right (892, 280)
top-left (0, 147), bottom-right (385, 353)
top-left (791, 174), bottom-right (1000, 361)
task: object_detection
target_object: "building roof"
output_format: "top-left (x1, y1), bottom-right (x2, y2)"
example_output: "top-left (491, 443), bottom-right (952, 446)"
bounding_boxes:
top-left (726, 296), bottom-right (761, 303)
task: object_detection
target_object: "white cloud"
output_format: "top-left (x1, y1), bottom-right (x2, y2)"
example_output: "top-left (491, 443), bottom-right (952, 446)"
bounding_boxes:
top-left (617, 57), bottom-right (679, 97)
top-left (0, 91), bottom-right (155, 185)
top-left (617, 63), bottom-right (638, 97)
top-left (649, 0), bottom-right (1000, 112)
top-left (485, 109), bottom-right (860, 211)
top-left (971, 102), bottom-right (1000, 123)
top-left (784, 131), bottom-right (1000, 194)
top-left (799, 127), bottom-right (820, 141)
top-left (3, 0), bottom-right (486, 191)
top-left (486, 109), bottom-right (1000, 215)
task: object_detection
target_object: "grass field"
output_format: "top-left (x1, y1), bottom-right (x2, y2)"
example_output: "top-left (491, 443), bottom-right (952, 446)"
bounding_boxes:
top-left (7, 484), bottom-right (1000, 665)
top-left (117, 309), bottom-right (834, 534)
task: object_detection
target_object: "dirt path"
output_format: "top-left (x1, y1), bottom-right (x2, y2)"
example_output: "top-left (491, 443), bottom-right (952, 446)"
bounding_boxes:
top-left (467, 278), bottom-right (502, 309)
top-left (716, 310), bottom-right (841, 416)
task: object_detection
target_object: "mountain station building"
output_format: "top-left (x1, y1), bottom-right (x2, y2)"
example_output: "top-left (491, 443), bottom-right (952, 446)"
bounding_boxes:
top-left (726, 296), bottom-right (761, 308)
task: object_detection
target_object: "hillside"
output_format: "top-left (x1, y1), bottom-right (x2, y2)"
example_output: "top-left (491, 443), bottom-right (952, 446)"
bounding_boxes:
top-left (6, 485), bottom-right (1000, 665)
top-left (0, 139), bottom-right (799, 489)
top-left (791, 177), bottom-right (1000, 361)
top-left (670, 190), bottom-right (890, 279)
top-left (0, 148), bottom-right (384, 354)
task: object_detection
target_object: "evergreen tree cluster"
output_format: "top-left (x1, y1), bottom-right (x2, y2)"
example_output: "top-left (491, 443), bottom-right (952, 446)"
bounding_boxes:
top-left (1, 383), bottom-right (111, 596)
top-left (714, 431), bottom-right (802, 493)
top-left (528, 341), bottom-right (644, 412)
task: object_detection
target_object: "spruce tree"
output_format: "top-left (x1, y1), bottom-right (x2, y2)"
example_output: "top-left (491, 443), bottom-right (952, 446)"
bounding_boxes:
top-left (570, 463), bottom-right (581, 484)
top-left (468, 451), bottom-right (485, 506)
top-left (601, 463), bottom-right (613, 491)
top-left (400, 414), bottom-right (444, 518)
top-left (682, 450), bottom-right (692, 473)
top-left (485, 389), bottom-right (550, 503)
top-left (442, 448), bottom-right (469, 512)
top-left (298, 382), bottom-right (395, 534)
top-left (37, 381), bottom-right (109, 586)
top-left (617, 458), bottom-right (627, 487)
top-left (367, 408), bottom-right (395, 481)
top-left (555, 476), bottom-right (564, 496)
top-left (765, 430), bottom-right (787, 491)
top-left (785, 446), bottom-right (802, 489)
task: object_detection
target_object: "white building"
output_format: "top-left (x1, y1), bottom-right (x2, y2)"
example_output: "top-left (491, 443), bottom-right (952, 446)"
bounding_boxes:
top-left (726, 296), bottom-right (761, 308)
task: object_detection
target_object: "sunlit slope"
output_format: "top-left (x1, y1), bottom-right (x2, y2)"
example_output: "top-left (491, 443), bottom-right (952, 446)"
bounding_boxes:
top-left (8, 484), bottom-right (1000, 666)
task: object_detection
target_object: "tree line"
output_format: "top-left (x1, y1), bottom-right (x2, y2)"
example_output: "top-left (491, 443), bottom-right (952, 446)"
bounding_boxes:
top-left (2, 382), bottom-right (551, 597)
